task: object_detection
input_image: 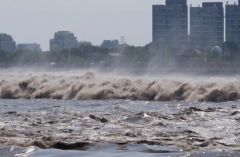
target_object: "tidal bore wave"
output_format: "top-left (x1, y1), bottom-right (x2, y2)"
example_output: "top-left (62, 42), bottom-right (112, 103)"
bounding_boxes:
top-left (1, 71), bottom-right (240, 102)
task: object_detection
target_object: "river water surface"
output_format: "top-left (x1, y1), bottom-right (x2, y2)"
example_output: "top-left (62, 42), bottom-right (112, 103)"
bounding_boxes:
top-left (1, 99), bottom-right (240, 156)
top-left (1, 70), bottom-right (240, 156)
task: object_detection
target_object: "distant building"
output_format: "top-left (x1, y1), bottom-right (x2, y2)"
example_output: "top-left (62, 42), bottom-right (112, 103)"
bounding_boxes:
top-left (17, 43), bottom-right (42, 51)
top-left (100, 40), bottom-right (119, 48)
top-left (190, 2), bottom-right (224, 48)
top-left (152, 0), bottom-right (188, 47)
top-left (119, 43), bottom-right (129, 49)
top-left (176, 49), bottom-right (203, 64)
top-left (0, 33), bottom-right (16, 52)
top-left (78, 41), bottom-right (92, 47)
top-left (226, 1), bottom-right (240, 44)
top-left (50, 31), bottom-right (77, 52)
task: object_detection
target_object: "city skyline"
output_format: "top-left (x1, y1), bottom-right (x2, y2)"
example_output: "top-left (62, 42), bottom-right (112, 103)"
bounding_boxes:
top-left (0, 0), bottom-right (238, 51)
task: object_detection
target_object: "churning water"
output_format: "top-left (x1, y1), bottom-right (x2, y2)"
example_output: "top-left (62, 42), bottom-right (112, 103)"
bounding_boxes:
top-left (0, 69), bottom-right (240, 102)
top-left (1, 99), bottom-right (240, 156)
top-left (1, 69), bottom-right (240, 156)
top-left (1, 144), bottom-right (240, 157)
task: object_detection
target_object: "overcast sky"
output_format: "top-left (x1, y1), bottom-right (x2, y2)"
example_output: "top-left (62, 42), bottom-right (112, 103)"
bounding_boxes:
top-left (0, 0), bottom-right (237, 51)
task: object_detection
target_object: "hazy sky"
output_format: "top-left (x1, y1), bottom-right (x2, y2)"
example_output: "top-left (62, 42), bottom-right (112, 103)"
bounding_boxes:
top-left (0, 0), bottom-right (237, 51)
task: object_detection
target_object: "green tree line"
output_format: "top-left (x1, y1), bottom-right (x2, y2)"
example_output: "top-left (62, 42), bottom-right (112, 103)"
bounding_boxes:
top-left (0, 41), bottom-right (239, 68)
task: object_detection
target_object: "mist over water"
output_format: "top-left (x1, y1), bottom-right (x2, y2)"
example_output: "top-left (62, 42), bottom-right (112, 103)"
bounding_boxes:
top-left (0, 67), bottom-right (240, 102)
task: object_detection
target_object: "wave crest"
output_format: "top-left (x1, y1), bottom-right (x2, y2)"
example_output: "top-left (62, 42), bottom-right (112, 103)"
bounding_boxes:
top-left (0, 71), bottom-right (240, 102)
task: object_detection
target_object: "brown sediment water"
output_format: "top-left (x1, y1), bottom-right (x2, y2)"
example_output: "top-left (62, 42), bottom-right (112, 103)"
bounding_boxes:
top-left (0, 99), bottom-right (240, 152)
top-left (1, 69), bottom-right (240, 156)
top-left (0, 70), bottom-right (240, 102)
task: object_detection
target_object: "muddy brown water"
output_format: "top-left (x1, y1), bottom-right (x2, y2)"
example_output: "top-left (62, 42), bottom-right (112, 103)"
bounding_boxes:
top-left (1, 71), bottom-right (240, 102)
top-left (1, 99), bottom-right (240, 156)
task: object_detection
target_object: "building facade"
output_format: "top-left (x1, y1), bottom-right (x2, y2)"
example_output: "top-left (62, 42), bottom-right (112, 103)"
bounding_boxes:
top-left (17, 43), bottom-right (42, 51)
top-left (50, 31), bottom-right (78, 52)
top-left (152, 0), bottom-right (188, 47)
top-left (0, 33), bottom-right (16, 52)
top-left (100, 40), bottom-right (119, 48)
top-left (226, 1), bottom-right (240, 44)
top-left (78, 41), bottom-right (92, 47)
top-left (190, 2), bottom-right (224, 48)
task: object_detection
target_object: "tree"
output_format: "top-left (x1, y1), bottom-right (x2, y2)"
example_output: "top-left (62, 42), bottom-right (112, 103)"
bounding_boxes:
top-left (224, 41), bottom-right (239, 54)
top-left (224, 41), bottom-right (239, 62)
top-left (0, 49), bottom-right (6, 63)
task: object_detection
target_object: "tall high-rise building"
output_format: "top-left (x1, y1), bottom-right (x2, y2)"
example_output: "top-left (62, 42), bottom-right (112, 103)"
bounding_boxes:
top-left (0, 33), bottom-right (16, 52)
top-left (165, 0), bottom-right (188, 13)
top-left (50, 31), bottom-right (78, 52)
top-left (152, 0), bottom-right (188, 47)
top-left (190, 2), bottom-right (224, 48)
top-left (226, 1), bottom-right (240, 44)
